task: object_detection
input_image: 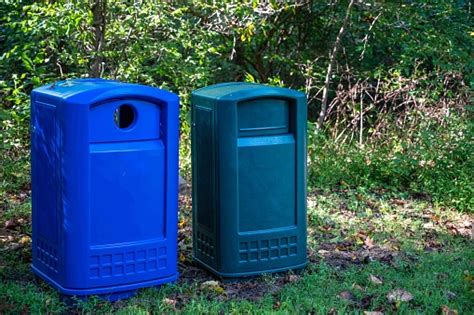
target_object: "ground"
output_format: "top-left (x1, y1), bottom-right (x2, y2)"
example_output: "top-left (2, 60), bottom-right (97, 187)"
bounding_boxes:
top-left (0, 183), bottom-right (472, 314)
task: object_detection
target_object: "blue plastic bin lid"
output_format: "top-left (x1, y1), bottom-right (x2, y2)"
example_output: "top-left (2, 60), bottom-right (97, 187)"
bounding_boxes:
top-left (33, 78), bottom-right (178, 105)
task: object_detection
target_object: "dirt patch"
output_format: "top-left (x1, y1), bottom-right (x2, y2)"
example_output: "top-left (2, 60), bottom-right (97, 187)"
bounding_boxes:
top-left (223, 279), bottom-right (280, 301)
top-left (176, 190), bottom-right (304, 301)
top-left (177, 256), bottom-right (300, 301)
top-left (314, 244), bottom-right (402, 269)
top-left (178, 263), bottom-right (214, 284)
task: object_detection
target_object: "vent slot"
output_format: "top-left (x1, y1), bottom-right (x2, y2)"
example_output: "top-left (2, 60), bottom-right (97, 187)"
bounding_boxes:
top-left (239, 236), bottom-right (298, 263)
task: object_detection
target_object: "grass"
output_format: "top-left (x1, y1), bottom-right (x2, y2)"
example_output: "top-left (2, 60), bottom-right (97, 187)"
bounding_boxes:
top-left (1, 251), bottom-right (472, 314)
top-left (279, 251), bottom-right (472, 314)
top-left (1, 183), bottom-right (472, 314)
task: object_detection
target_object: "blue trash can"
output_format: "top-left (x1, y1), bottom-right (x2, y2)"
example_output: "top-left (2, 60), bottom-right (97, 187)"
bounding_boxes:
top-left (30, 79), bottom-right (179, 301)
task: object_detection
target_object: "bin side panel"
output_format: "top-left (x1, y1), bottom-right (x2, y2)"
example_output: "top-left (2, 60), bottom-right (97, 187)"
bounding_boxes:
top-left (193, 106), bottom-right (216, 262)
top-left (31, 101), bottom-right (61, 276)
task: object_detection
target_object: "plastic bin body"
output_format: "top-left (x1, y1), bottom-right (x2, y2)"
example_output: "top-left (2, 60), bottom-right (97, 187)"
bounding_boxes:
top-left (191, 82), bottom-right (307, 277)
top-left (30, 79), bottom-right (179, 300)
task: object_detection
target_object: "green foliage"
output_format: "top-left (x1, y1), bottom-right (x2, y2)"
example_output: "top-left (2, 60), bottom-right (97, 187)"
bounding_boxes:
top-left (0, 1), bottom-right (472, 205)
top-left (309, 115), bottom-right (474, 211)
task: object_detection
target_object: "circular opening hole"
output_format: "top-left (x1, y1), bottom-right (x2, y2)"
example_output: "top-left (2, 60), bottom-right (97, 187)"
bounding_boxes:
top-left (114, 104), bottom-right (135, 129)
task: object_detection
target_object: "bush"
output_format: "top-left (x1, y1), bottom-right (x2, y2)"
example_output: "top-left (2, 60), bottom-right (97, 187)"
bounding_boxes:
top-left (309, 114), bottom-right (473, 211)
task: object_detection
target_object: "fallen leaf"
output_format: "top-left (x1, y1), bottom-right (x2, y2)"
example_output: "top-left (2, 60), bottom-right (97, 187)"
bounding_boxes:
top-left (423, 222), bottom-right (435, 229)
top-left (18, 236), bottom-right (31, 245)
top-left (364, 236), bottom-right (375, 249)
top-left (287, 274), bottom-right (299, 282)
top-left (339, 291), bottom-right (356, 303)
top-left (201, 280), bottom-right (220, 288)
top-left (352, 283), bottom-right (365, 292)
top-left (273, 301), bottom-right (281, 310)
top-left (445, 291), bottom-right (456, 300)
top-left (3, 242), bottom-right (21, 251)
top-left (318, 225), bottom-right (333, 232)
top-left (200, 280), bottom-right (225, 295)
top-left (364, 311), bottom-right (384, 315)
top-left (393, 199), bottom-right (405, 206)
top-left (441, 305), bottom-right (458, 315)
top-left (387, 289), bottom-right (413, 303)
top-left (162, 298), bottom-right (176, 308)
top-left (368, 274), bottom-right (383, 285)
top-left (178, 219), bottom-right (187, 229)
top-left (460, 219), bottom-right (471, 228)
top-left (4, 220), bottom-right (17, 229)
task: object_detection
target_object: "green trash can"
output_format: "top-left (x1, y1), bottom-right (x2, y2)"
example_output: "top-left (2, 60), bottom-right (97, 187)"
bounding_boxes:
top-left (191, 82), bottom-right (307, 278)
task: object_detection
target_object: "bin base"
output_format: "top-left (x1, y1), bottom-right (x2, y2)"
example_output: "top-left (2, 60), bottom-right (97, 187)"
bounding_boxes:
top-left (193, 255), bottom-right (307, 279)
top-left (32, 265), bottom-right (178, 302)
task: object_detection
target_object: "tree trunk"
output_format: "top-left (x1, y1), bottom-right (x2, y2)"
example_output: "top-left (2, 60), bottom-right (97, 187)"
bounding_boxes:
top-left (90, 0), bottom-right (106, 78)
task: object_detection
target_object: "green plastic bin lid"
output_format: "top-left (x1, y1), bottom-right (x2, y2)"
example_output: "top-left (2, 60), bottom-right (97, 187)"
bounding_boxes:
top-left (192, 82), bottom-right (305, 101)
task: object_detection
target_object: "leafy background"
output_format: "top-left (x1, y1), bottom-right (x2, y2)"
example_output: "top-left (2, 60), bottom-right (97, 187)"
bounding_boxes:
top-left (1, 0), bottom-right (472, 210)
top-left (0, 1), bottom-right (473, 313)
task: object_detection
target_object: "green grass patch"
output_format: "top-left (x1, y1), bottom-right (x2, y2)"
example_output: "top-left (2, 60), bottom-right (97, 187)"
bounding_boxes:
top-left (1, 248), bottom-right (472, 314)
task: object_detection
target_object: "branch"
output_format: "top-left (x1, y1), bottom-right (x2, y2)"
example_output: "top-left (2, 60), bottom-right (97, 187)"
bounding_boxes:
top-left (317, 0), bottom-right (355, 129)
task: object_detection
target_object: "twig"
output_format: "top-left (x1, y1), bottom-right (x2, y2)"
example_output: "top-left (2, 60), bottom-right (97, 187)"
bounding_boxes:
top-left (359, 11), bottom-right (382, 61)
top-left (56, 62), bottom-right (64, 77)
top-left (113, 21), bottom-right (134, 79)
top-left (359, 85), bottom-right (364, 146)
